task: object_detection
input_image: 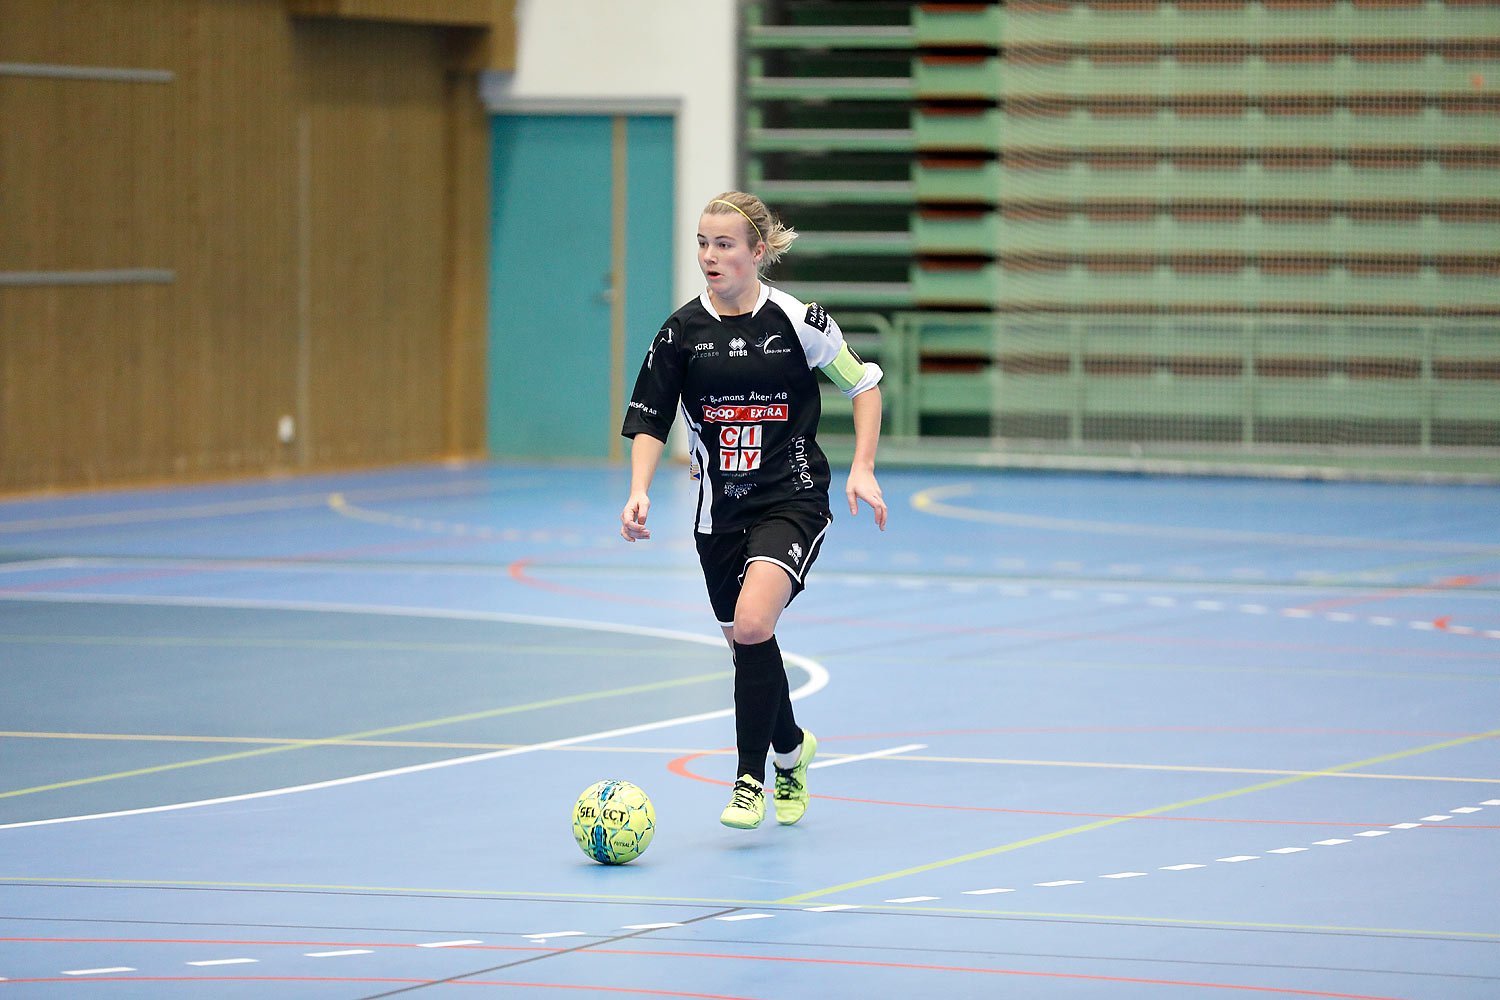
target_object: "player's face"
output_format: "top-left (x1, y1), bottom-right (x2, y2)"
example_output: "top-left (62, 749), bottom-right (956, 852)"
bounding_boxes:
top-left (697, 212), bottom-right (763, 305)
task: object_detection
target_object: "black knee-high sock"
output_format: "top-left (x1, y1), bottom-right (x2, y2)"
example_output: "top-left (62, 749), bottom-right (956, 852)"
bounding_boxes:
top-left (732, 636), bottom-right (795, 783)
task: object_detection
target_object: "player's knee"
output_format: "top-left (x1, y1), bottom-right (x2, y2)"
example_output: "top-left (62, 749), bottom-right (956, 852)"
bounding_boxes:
top-left (732, 615), bottom-right (775, 646)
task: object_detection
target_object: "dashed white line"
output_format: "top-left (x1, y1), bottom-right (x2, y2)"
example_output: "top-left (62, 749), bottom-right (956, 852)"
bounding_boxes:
top-left (524, 931), bottom-right (584, 940)
top-left (1419, 815), bottom-right (1452, 822)
top-left (1100, 872), bottom-right (1148, 879)
top-left (1484, 799), bottom-right (1500, 806)
top-left (1450, 807), bottom-right (1482, 814)
top-left (1217, 855), bottom-right (1258, 862)
top-left (1390, 822), bottom-right (1422, 829)
top-left (621, 923), bottom-right (683, 930)
top-left (306, 950), bottom-right (372, 958)
top-left (962, 888), bottom-right (1014, 895)
top-left (803, 904), bottom-right (860, 912)
top-left (716, 913), bottom-right (774, 922)
top-left (1268, 847), bottom-right (1309, 854)
top-left (64, 968), bottom-right (136, 976)
top-left (417, 939), bottom-right (482, 948)
top-left (886, 896), bottom-right (939, 903)
top-left (1161, 863), bottom-right (1205, 870)
top-left (1035, 880), bottom-right (1084, 887)
top-left (1314, 838), bottom-right (1351, 845)
top-left (187, 958), bottom-right (256, 967)
top-left (1355, 830), bottom-right (1390, 837)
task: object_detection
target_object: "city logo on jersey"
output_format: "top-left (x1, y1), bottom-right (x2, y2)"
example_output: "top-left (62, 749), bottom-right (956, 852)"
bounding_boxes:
top-left (701, 403), bottom-right (788, 423)
top-left (719, 424), bottom-right (762, 472)
top-left (728, 337), bottom-right (748, 358)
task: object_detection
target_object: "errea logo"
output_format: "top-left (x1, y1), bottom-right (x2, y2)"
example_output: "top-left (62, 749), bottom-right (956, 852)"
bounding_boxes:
top-left (728, 337), bottom-right (748, 357)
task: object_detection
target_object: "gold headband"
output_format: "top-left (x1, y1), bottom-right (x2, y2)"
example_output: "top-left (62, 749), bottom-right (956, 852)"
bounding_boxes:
top-left (711, 199), bottom-right (764, 246)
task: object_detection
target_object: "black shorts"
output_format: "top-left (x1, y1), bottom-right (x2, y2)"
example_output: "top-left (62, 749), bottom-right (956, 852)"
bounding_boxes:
top-left (695, 506), bottom-right (833, 627)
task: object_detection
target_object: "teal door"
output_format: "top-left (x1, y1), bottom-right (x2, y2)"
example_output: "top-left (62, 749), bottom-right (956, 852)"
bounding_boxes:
top-left (488, 114), bottom-right (675, 460)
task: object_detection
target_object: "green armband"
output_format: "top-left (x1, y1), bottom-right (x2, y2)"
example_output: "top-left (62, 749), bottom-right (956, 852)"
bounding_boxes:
top-left (823, 343), bottom-right (865, 392)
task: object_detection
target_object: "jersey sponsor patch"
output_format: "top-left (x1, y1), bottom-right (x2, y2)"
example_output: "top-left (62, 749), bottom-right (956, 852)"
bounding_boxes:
top-left (804, 303), bottom-right (829, 332)
top-left (702, 403), bottom-right (789, 423)
top-left (718, 424), bottom-right (764, 472)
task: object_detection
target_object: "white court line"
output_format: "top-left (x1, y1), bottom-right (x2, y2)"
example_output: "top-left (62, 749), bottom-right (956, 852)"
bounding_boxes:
top-left (187, 958), bottom-right (256, 967)
top-left (417, 939), bottom-right (482, 948)
top-left (306, 950), bottom-right (372, 957)
top-left (0, 592), bottom-right (828, 832)
top-left (64, 968), bottom-right (135, 976)
top-left (809, 743), bottom-right (926, 770)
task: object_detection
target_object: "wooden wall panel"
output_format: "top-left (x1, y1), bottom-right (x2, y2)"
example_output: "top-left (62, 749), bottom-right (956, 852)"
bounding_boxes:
top-left (0, 0), bottom-right (490, 492)
top-left (294, 18), bottom-right (450, 466)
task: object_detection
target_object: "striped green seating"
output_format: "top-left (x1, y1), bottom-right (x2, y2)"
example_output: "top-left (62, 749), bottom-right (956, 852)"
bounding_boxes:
top-left (754, 179), bottom-right (917, 205)
top-left (911, 262), bottom-right (1496, 312)
top-left (914, 212), bottom-right (1500, 257)
top-left (913, 160), bottom-right (1500, 203)
top-left (916, 55), bottom-right (1497, 100)
top-left (790, 231), bottom-right (915, 256)
top-left (773, 280), bottom-right (916, 309)
top-left (897, 313), bottom-right (1500, 442)
top-left (747, 127), bottom-right (915, 154)
top-left (914, 1), bottom-right (1500, 48)
top-left (743, 25), bottom-right (915, 50)
top-left (746, 75), bottom-right (914, 101)
top-left (914, 107), bottom-right (1495, 153)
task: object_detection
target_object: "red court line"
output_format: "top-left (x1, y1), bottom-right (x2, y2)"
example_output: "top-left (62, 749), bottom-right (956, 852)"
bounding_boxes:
top-left (1293, 573), bottom-right (1500, 616)
top-left (0, 942), bottom-right (1420, 999)
top-left (506, 559), bottom-right (1500, 655)
top-left (665, 752), bottom-right (1499, 829)
top-left (0, 979), bottom-right (757, 999)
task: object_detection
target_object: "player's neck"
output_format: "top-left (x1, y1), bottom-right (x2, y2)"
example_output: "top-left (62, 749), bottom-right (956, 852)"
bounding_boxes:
top-left (709, 280), bottom-right (761, 318)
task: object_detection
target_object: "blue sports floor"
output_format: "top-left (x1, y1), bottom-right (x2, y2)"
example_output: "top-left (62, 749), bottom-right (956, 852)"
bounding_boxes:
top-left (0, 461), bottom-right (1496, 998)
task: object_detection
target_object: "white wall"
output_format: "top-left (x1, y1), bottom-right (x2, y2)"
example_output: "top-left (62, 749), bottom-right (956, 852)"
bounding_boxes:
top-left (481, 0), bottom-right (738, 309)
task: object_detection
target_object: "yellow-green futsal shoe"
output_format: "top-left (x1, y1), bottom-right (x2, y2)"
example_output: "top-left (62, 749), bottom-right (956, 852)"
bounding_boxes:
top-left (720, 774), bottom-right (766, 829)
top-left (773, 730), bottom-right (817, 825)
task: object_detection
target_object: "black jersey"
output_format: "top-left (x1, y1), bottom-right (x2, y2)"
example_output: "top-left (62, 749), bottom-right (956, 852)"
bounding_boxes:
top-left (622, 284), bottom-right (880, 534)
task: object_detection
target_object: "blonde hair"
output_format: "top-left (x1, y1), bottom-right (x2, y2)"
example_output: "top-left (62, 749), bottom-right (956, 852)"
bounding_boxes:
top-left (703, 191), bottom-right (797, 272)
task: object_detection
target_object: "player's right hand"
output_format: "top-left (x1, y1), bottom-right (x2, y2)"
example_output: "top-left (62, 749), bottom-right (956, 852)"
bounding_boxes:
top-left (621, 492), bottom-right (651, 542)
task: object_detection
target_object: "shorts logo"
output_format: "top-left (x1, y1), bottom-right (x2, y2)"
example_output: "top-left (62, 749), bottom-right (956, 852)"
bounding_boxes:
top-left (788, 542), bottom-right (803, 563)
top-left (702, 404), bottom-right (788, 422)
top-left (719, 424), bottom-right (762, 471)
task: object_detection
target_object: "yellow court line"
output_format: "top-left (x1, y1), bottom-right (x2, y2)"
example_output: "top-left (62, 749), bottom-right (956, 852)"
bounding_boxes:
top-left (1, 876), bottom-right (1495, 941)
top-left (4, 732), bottom-right (1494, 784)
top-left (910, 482), bottom-right (1500, 555)
top-left (0, 633), bottom-right (708, 658)
top-left (0, 731), bottom-right (722, 754)
top-left (0, 671), bottom-right (729, 801)
top-left (776, 728), bottom-right (1500, 904)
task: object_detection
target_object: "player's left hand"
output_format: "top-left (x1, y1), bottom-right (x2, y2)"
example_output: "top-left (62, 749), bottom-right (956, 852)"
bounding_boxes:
top-left (846, 469), bottom-right (887, 531)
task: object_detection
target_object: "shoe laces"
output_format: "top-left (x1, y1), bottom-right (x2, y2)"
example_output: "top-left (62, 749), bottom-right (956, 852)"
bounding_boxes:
top-left (773, 765), bottom-right (801, 798)
top-left (730, 778), bottom-right (762, 809)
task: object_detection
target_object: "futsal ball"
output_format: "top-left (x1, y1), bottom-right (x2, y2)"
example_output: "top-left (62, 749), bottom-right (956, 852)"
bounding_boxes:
top-left (572, 779), bottom-right (655, 865)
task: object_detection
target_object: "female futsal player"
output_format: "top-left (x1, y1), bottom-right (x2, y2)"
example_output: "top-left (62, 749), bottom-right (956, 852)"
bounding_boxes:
top-left (620, 191), bottom-right (887, 829)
